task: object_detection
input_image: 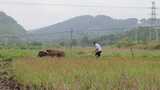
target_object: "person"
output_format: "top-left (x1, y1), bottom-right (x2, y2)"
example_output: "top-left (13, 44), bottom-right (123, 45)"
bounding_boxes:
top-left (93, 42), bottom-right (102, 58)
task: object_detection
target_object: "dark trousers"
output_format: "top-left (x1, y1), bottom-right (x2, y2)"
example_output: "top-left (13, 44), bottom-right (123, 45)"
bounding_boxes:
top-left (95, 51), bottom-right (102, 58)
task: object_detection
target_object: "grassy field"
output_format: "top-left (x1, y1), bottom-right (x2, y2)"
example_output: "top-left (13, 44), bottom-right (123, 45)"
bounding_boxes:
top-left (13, 58), bottom-right (160, 90)
top-left (1, 47), bottom-right (160, 60)
top-left (1, 48), bottom-right (160, 89)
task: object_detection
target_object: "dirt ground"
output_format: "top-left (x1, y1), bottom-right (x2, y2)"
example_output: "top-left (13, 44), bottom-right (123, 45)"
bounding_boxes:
top-left (0, 60), bottom-right (20, 90)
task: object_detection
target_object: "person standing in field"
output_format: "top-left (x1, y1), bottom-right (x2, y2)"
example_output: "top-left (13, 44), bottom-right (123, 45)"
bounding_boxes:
top-left (93, 42), bottom-right (102, 58)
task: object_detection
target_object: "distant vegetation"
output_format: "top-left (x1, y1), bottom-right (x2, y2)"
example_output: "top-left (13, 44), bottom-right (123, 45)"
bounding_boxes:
top-left (115, 27), bottom-right (160, 49)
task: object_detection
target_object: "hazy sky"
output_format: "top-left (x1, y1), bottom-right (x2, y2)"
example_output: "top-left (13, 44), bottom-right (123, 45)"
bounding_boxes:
top-left (0, 0), bottom-right (159, 30)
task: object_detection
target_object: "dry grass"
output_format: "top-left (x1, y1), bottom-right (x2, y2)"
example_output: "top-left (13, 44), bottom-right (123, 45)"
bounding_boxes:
top-left (13, 57), bottom-right (160, 90)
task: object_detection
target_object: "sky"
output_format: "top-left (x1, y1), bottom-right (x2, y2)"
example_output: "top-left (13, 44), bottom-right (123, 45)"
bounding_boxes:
top-left (0, 0), bottom-right (159, 30)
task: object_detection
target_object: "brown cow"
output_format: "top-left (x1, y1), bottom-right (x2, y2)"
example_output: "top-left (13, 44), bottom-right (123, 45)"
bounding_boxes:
top-left (38, 49), bottom-right (65, 58)
top-left (46, 49), bottom-right (65, 57)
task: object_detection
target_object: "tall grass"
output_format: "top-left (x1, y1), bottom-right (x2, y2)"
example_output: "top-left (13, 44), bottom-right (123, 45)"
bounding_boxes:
top-left (13, 58), bottom-right (160, 90)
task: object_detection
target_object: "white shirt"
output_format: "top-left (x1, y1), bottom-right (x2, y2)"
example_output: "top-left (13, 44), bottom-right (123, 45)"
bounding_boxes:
top-left (95, 43), bottom-right (102, 51)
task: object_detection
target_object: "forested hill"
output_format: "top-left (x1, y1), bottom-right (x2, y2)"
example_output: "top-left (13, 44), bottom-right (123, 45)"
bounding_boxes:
top-left (32, 15), bottom-right (138, 34)
top-left (0, 12), bottom-right (26, 35)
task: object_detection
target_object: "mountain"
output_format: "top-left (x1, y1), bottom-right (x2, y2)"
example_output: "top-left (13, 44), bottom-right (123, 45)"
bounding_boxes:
top-left (0, 12), bottom-right (26, 35)
top-left (30, 15), bottom-right (138, 42)
top-left (0, 12), bottom-right (27, 45)
top-left (33, 15), bottom-right (138, 32)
